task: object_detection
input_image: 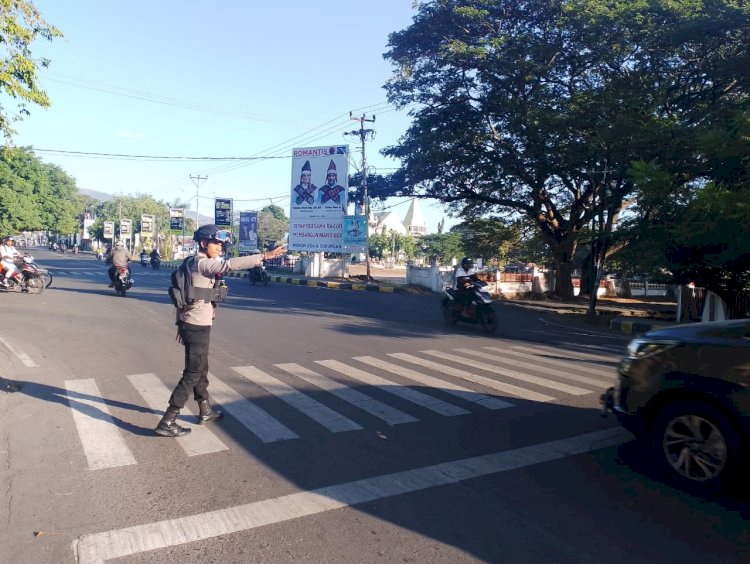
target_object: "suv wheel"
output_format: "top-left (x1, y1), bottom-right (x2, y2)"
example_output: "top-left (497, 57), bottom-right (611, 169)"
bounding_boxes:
top-left (652, 400), bottom-right (740, 491)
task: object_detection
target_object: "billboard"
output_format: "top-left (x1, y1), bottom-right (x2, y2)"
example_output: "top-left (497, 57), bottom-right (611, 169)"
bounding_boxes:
top-left (120, 218), bottom-right (132, 237)
top-left (239, 211), bottom-right (258, 253)
top-left (141, 214), bottom-right (155, 236)
top-left (289, 145), bottom-right (348, 252)
top-left (103, 221), bottom-right (115, 239)
top-left (215, 198), bottom-right (233, 228)
top-left (342, 215), bottom-right (368, 253)
top-left (169, 208), bottom-right (184, 230)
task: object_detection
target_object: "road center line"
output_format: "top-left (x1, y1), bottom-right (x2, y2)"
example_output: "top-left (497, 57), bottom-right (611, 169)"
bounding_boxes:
top-left (71, 427), bottom-right (632, 564)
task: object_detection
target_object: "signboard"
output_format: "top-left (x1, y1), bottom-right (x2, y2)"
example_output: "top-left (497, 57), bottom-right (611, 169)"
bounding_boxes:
top-left (342, 215), bottom-right (368, 253)
top-left (169, 208), bottom-right (184, 230)
top-left (120, 218), bottom-right (132, 237)
top-left (103, 221), bottom-right (115, 239)
top-left (288, 145), bottom-right (348, 252)
top-left (215, 198), bottom-right (233, 228)
top-left (239, 211), bottom-right (258, 253)
top-left (140, 214), bottom-right (155, 236)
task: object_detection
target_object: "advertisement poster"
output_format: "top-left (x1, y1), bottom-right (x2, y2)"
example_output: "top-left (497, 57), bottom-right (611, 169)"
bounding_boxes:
top-left (215, 198), bottom-right (233, 228)
top-left (239, 211), bottom-right (258, 254)
top-left (169, 208), bottom-right (184, 231)
top-left (289, 145), bottom-right (348, 252)
top-left (141, 214), bottom-right (155, 236)
top-left (103, 221), bottom-right (115, 239)
top-left (120, 218), bottom-right (132, 237)
top-left (342, 215), bottom-right (368, 253)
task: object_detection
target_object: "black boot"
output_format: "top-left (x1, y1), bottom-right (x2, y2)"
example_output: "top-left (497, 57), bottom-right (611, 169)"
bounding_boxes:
top-left (155, 407), bottom-right (191, 437)
top-left (197, 400), bottom-right (223, 424)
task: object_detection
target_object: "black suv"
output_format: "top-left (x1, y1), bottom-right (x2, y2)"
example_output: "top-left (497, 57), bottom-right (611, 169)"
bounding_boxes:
top-left (603, 319), bottom-right (750, 491)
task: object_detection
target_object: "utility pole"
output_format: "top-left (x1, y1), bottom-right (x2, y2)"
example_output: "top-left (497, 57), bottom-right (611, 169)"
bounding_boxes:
top-left (190, 174), bottom-right (207, 230)
top-left (346, 112), bottom-right (375, 281)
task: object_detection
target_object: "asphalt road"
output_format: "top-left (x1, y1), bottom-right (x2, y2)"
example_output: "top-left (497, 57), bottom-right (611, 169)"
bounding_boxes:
top-left (1, 249), bottom-right (747, 564)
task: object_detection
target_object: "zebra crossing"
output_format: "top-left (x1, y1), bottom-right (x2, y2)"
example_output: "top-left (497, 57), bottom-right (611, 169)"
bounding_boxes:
top-left (61, 344), bottom-right (619, 470)
top-left (49, 268), bottom-right (165, 277)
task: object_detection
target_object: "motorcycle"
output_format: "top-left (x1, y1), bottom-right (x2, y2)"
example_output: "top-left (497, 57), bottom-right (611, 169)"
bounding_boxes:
top-left (140, 254), bottom-right (149, 268)
top-left (0, 255), bottom-right (49, 294)
top-left (248, 262), bottom-right (269, 286)
top-left (150, 255), bottom-right (161, 270)
top-left (112, 265), bottom-right (134, 297)
top-left (441, 277), bottom-right (498, 333)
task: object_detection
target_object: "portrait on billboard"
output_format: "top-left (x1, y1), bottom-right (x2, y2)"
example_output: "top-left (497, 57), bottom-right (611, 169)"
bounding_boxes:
top-left (293, 160), bottom-right (317, 205)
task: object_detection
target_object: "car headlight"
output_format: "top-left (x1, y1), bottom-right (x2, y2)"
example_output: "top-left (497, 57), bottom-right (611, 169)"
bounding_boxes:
top-left (626, 338), bottom-right (680, 358)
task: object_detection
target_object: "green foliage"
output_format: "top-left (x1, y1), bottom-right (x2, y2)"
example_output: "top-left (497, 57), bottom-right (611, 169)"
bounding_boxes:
top-left (458, 217), bottom-right (521, 266)
top-left (0, 0), bottom-right (62, 138)
top-left (0, 146), bottom-right (79, 235)
top-left (383, 0), bottom-right (750, 298)
top-left (86, 194), bottom-right (170, 242)
top-left (257, 205), bottom-right (288, 249)
top-left (417, 232), bottom-right (464, 265)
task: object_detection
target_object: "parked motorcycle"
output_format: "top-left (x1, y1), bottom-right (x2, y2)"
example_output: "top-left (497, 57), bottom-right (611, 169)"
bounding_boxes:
top-left (0, 255), bottom-right (49, 294)
top-left (441, 278), bottom-right (497, 333)
top-left (112, 265), bottom-right (134, 297)
top-left (150, 255), bottom-right (161, 270)
top-left (248, 262), bottom-right (269, 286)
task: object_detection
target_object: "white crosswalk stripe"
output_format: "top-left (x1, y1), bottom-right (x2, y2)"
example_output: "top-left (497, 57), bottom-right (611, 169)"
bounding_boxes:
top-left (421, 350), bottom-right (592, 396)
top-left (232, 365), bottom-right (363, 433)
top-left (58, 343), bottom-right (621, 468)
top-left (316, 359), bottom-right (471, 416)
top-left (64, 379), bottom-right (136, 470)
top-left (207, 373), bottom-right (299, 443)
top-left (457, 348), bottom-right (613, 389)
top-left (275, 363), bottom-right (418, 425)
top-left (388, 353), bottom-right (556, 402)
top-left (127, 373), bottom-right (229, 456)
top-left (482, 346), bottom-right (615, 382)
top-left (352, 356), bottom-right (513, 410)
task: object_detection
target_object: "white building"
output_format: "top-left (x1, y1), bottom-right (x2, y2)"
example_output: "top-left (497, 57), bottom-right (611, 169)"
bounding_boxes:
top-left (370, 198), bottom-right (428, 237)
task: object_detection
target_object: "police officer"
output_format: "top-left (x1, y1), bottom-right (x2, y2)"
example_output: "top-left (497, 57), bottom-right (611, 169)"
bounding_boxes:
top-left (155, 225), bottom-right (267, 437)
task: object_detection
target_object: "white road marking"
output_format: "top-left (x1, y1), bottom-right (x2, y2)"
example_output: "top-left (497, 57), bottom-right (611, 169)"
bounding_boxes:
top-left (390, 353), bottom-right (556, 403)
top-left (127, 373), bottom-right (228, 456)
top-left (276, 363), bottom-right (417, 425)
top-left (482, 346), bottom-right (615, 382)
top-left (0, 335), bottom-right (38, 367)
top-left (71, 427), bottom-right (633, 564)
top-left (459, 348), bottom-right (613, 389)
top-left (511, 344), bottom-right (617, 364)
top-left (206, 372), bottom-right (298, 443)
top-left (317, 359), bottom-right (470, 416)
top-left (353, 355), bottom-right (513, 410)
top-left (422, 350), bottom-right (591, 396)
top-left (233, 366), bottom-right (363, 433)
top-left (64, 379), bottom-right (136, 470)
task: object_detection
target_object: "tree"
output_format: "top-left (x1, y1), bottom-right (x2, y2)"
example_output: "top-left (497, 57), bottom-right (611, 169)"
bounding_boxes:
top-left (417, 231), bottom-right (464, 265)
top-left (383, 0), bottom-right (750, 300)
top-left (0, 0), bottom-right (62, 138)
top-left (257, 205), bottom-right (288, 249)
top-left (459, 217), bottom-right (521, 267)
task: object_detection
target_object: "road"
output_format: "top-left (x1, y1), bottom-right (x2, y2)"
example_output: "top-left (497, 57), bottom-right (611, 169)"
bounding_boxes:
top-left (1, 249), bottom-right (747, 564)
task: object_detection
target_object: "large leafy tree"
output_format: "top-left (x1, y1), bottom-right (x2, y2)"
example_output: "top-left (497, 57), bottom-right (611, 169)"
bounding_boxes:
top-left (383, 0), bottom-right (750, 299)
top-left (0, 0), bottom-right (62, 138)
top-left (258, 205), bottom-right (288, 249)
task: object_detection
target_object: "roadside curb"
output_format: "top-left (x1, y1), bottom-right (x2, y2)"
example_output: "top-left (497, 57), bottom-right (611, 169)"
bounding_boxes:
top-left (609, 316), bottom-right (671, 335)
top-left (163, 263), bottom-right (409, 294)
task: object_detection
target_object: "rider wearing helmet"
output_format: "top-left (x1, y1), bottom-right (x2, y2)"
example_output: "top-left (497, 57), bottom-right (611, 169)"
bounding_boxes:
top-left (106, 240), bottom-right (133, 286)
top-left (0, 236), bottom-right (21, 286)
top-left (454, 256), bottom-right (478, 316)
top-left (155, 224), bottom-right (268, 438)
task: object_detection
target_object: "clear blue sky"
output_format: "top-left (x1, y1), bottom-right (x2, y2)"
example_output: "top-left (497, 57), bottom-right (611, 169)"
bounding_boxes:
top-left (13, 0), bottom-right (456, 233)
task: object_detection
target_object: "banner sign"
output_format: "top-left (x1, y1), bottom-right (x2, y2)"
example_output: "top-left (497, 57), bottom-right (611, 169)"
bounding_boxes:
top-left (103, 221), bottom-right (115, 239)
top-left (239, 211), bottom-right (259, 253)
top-left (141, 214), bottom-right (155, 236)
top-left (120, 218), bottom-right (132, 237)
top-left (342, 215), bottom-right (368, 253)
top-left (215, 198), bottom-right (233, 228)
top-left (289, 145), bottom-right (348, 252)
top-left (169, 208), bottom-right (184, 230)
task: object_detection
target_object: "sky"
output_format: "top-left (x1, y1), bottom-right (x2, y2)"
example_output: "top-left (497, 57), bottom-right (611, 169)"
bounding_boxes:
top-left (10, 0), bottom-right (456, 234)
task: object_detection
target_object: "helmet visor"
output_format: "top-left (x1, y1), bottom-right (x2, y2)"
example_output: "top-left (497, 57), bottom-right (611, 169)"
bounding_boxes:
top-left (209, 230), bottom-right (232, 244)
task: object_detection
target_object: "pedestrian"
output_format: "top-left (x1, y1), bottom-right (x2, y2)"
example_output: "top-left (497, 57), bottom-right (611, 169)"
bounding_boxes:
top-left (155, 225), bottom-right (268, 437)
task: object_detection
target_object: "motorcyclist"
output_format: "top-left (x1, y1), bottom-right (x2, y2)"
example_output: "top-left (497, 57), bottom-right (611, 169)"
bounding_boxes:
top-left (454, 257), bottom-right (477, 317)
top-left (140, 249), bottom-right (148, 264)
top-left (149, 247), bottom-right (161, 263)
top-left (0, 236), bottom-right (21, 287)
top-left (106, 240), bottom-right (133, 287)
